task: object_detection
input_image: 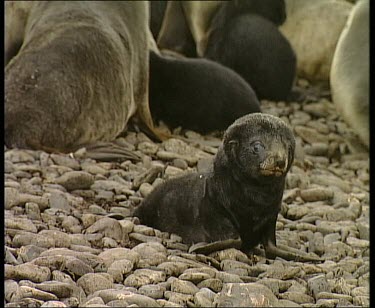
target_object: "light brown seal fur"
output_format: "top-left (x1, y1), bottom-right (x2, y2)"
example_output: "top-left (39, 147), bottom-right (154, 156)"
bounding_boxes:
top-left (279, 0), bottom-right (353, 82)
top-left (5, 1), bottom-right (162, 152)
top-left (156, 1), bottom-right (222, 57)
top-left (330, 0), bottom-right (369, 149)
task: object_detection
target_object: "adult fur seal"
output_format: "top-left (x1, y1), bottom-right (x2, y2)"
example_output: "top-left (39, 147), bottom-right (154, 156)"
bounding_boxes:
top-left (4, 1), bottom-right (34, 65)
top-left (5, 1), bottom-right (162, 153)
top-left (330, 0), bottom-right (369, 149)
top-left (134, 113), bottom-right (320, 261)
top-left (149, 50), bottom-right (261, 133)
top-left (280, 0), bottom-right (353, 82)
top-left (204, 0), bottom-right (297, 101)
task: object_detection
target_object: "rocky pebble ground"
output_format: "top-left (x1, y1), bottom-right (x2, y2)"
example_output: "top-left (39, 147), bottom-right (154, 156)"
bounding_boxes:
top-left (4, 81), bottom-right (369, 307)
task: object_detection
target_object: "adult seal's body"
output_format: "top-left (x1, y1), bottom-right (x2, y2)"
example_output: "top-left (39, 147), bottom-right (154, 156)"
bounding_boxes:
top-left (280, 0), bottom-right (353, 82)
top-left (134, 113), bottom-right (320, 261)
top-left (154, 1), bottom-right (197, 57)
top-left (149, 50), bottom-right (261, 133)
top-left (5, 1), bottom-right (160, 153)
top-left (330, 0), bottom-right (369, 149)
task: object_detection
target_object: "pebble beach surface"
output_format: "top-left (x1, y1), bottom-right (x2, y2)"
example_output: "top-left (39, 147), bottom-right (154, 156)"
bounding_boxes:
top-left (4, 81), bottom-right (369, 307)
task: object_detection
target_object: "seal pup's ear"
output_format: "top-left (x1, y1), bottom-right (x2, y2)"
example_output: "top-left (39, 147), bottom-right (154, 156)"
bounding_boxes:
top-left (223, 128), bottom-right (240, 164)
top-left (226, 140), bottom-right (239, 162)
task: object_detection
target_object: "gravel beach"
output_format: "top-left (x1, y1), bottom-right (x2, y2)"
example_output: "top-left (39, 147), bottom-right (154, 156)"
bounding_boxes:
top-left (4, 81), bottom-right (369, 307)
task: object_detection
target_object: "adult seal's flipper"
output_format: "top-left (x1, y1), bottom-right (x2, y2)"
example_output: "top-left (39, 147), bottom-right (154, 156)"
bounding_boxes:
top-left (82, 142), bottom-right (142, 162)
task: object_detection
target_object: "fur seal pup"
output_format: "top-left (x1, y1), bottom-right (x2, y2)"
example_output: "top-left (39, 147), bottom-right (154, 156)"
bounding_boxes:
top-left (280, 0), bottom-right (353, 82)
top-left (330, 0), bottom-right (369, 149)
top-left (5, 1), bottom-right (162, 153)
top-left (204, 0), bottom-right (297, 101)
top-left (134, 113), bottom-right (320, 261)
top-left (149, 50), bottom-right (261, 133)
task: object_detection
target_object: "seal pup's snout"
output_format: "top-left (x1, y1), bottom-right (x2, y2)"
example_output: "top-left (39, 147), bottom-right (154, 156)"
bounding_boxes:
top-left (259, 153), bottom-right (288, 177)
top-left (275, 156), bottom-right (287, 170)
top-left (273, 152), bottom-right (289, 174)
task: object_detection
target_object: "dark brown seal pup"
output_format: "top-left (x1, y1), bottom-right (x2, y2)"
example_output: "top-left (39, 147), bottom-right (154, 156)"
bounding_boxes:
top-left (204, 0), bottom-right (297, 101)
top-left (5, 1), bottom-right (162, 153)
top-left (134, 113), bottom-right (319, 261)
top-left (149, 50), bottom-right (261, 133)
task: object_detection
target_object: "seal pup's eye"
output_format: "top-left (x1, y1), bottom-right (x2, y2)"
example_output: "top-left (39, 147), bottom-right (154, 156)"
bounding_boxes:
top-left (251, 141), bottom-right (265, 154)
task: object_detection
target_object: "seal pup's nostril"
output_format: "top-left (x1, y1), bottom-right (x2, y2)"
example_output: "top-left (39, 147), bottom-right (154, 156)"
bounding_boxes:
top-left (275, 158), bottom-right (286, 169)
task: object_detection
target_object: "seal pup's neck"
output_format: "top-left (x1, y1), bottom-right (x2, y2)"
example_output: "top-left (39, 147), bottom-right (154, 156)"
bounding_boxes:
top-left (209, 146), bottom-right (285, 208)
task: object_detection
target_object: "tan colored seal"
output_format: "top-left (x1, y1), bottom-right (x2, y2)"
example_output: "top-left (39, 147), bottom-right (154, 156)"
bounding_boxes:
top-left (330, 0), bottom-right (369, 149)
top-left (5, 1), bottom-right (163, 153)
top-left (280, 0), bottom-right (353, 81)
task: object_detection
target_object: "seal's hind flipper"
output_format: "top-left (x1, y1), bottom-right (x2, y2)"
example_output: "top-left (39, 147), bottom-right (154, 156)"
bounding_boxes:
top-left (264, 241), bottom-right (323, 263)
top-left (83, 141), bottom-right (142, 162)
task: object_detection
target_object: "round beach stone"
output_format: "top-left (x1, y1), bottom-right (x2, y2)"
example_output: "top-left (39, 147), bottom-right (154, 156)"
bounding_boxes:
top-left (213, 283), bottom-right (279, 307)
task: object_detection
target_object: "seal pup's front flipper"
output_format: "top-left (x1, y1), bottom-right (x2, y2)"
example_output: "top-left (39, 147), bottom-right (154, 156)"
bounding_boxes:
top-left (188, 238), bottom-right (242, 255)
top-left (263, 240), bottom-right (323, 263)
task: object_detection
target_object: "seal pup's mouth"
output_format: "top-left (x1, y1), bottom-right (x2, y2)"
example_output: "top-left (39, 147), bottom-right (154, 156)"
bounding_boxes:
top-left (259, 168), bottom-right (285, 177)
top-left (259, 156), bottom-right (288, 177)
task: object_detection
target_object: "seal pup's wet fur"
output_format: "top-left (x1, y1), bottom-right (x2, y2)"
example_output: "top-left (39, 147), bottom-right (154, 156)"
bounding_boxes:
top-left (134, 113), bottom-right (314, 260)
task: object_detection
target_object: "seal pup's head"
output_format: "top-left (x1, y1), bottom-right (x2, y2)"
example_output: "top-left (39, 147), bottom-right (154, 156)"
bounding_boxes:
top-left (222, 113), bottom-right (295, 180)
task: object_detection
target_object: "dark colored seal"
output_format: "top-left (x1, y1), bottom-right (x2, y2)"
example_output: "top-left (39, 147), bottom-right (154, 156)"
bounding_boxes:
top-left (204, 0), bottom-right (297, 101)
top-left (5, 1), bottom-right (163, 153)
top-left (134, 113), bottom-right (320, 261)
top-left (149, 50), bottom-right (261, 133)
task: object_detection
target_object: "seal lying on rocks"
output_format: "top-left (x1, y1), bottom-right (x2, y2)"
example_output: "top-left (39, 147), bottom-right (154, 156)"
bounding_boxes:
top-left (149, 50), bottom-right (261, 133)
top-left (203, 0), bottom-right (297, 101)
top-left (5, 1), bottom-right (162, 153)
top-left (151, 0), bottom-right (296, 101)
top-left (134, 113), bottom-right (320, 261)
